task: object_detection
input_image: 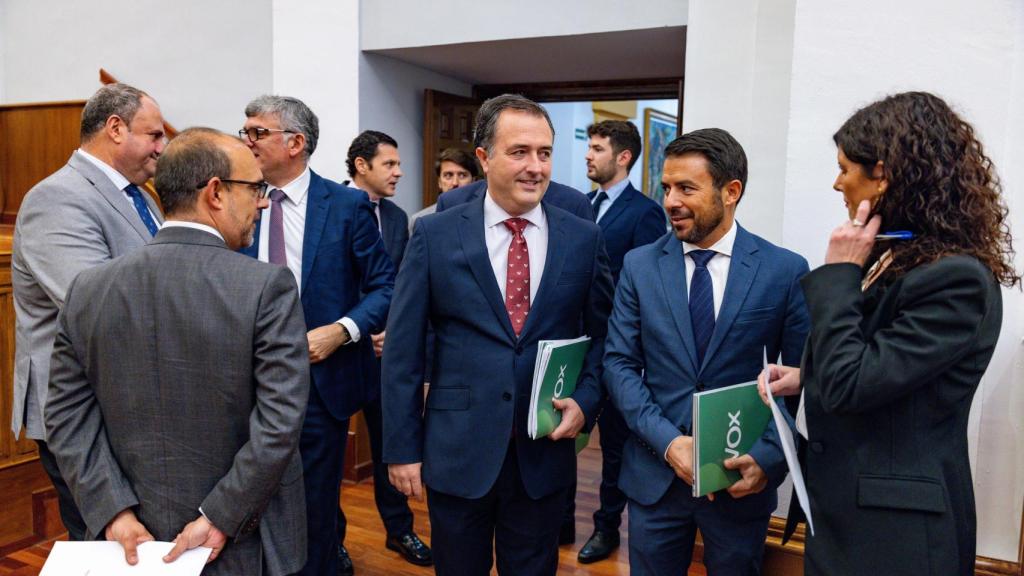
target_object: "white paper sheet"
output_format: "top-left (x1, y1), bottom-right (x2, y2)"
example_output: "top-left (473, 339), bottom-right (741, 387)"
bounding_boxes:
top-left (763, 349), bottom-right (814, 537)
top-left (41, 541), bottom-right (212, 576)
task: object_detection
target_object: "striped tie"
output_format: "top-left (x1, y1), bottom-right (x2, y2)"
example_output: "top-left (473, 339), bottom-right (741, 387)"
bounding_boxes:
top-left (688, 249), bottom-right (716, 367)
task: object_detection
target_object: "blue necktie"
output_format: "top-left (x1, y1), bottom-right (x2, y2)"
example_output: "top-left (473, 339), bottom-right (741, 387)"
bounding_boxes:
top-left (688, 249), bottom-right (716, 367)
top-left (125, 184), bottom-right (159, 237)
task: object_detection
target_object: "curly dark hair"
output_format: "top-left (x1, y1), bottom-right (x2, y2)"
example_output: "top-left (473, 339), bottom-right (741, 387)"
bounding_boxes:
top-left (834, 91), bottom-right (1020, 287)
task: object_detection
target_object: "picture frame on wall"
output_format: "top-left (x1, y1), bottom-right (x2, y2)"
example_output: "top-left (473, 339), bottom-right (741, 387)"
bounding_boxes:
top-left (642, 108), bottom-right (678, 206)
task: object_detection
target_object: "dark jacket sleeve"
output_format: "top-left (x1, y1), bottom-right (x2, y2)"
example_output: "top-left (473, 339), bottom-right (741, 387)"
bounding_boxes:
top-left (344, 197), bottom-right (396, 336)
top-left (571, 229), bottom-right (614, 424)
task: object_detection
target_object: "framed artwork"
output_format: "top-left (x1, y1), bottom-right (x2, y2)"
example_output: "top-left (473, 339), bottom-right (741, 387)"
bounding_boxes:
top-left (642, 109), bottom-right (678, 205)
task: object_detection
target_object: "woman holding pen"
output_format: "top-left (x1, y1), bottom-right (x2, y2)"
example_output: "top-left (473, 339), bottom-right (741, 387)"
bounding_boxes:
top-left (759, 91), bottom-right (1018, 575)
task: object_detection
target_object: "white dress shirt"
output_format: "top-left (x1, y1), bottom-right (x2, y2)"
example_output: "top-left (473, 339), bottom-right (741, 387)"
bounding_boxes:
top-left (593, 177), bottom-right (630, 223)
top-left (682, 221), bottom-right (737, 319)
top-left (256, 167), bottom-right (360, 342)
top-left (77, 148), bottom-right (159, 222)
top-left (484, 191), bottom-right (547, 304)
top-left (161, 220), bottom-right (225, 242)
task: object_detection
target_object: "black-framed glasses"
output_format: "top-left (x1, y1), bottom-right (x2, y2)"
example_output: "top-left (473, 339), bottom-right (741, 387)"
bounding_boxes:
top-left (197, 178), bottom-right (270, 199)
top-left (238, 127), bottom-right (295, 143)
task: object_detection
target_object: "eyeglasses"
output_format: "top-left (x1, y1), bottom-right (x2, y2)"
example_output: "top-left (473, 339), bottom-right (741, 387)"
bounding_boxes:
top-left (196, 178), bottom-right (270, 199)
top-left (238, 127), bottom-right (295, 143)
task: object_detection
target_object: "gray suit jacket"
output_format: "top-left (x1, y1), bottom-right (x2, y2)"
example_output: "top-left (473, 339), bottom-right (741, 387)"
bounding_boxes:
top-left (45, 226), bottom-right (309, 576)
top-left (11, 150), bottom-right (163, 439)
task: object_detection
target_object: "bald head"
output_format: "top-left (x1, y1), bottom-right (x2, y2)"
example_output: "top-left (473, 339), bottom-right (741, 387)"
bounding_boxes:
top-left (155, 128), bottom-right (243, 216)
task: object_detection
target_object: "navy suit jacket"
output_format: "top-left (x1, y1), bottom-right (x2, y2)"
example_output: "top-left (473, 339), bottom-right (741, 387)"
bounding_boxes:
top-left (368, 198), bottom-right (409, 391)
top-left (382, 197), bottom-right (614, 500)
top-left (241, 170), bottom-right (395, 420)
top-left (604, 225), bottom-right (809, 514)
top-left (437, 179), bottom-right (594, 221)
top-left (588, 182), bottom-right (666, 284)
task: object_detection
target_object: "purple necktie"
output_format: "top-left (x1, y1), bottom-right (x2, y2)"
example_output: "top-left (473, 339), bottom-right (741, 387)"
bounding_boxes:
top-left (269, 189), bottom-right (287, 266)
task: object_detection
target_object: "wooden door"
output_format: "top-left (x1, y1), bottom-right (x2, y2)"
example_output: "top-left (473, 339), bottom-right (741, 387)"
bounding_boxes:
top-left (422, 90), bottom-right (481, 208)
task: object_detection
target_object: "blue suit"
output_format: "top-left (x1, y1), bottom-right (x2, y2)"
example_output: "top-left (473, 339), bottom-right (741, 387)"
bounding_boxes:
top-left (604, 225), bottom-right (809, 575)
top-left (241, 170), bottom-right (395, 576)
top-left (382, 197), bottom-right (613, 575)
top-left (437, 179), bottom-right (594, 221)
top-left (584, 181), bottom-right (667, 536)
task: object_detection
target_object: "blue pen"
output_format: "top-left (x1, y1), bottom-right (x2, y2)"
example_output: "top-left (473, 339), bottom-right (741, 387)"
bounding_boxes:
top-left (875, 230), bottom-right (914, 240)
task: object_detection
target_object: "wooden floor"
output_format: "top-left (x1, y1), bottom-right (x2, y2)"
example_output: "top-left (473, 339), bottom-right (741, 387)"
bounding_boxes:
top-left (0, 441), bottom-right (707, 575)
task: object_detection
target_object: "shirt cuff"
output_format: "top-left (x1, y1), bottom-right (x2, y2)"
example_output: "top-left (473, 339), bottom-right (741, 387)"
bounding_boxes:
top-left (337, 317), bottom-right (360, 344)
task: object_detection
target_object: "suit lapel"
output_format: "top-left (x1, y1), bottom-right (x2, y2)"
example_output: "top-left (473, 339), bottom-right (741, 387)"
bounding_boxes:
top-left (596, 183), bottom-right (635, 229)
top-left (69, 152), bottom-right (154, 241)
top-left (517, 206), bottom-right (566, 343)
top-left (658, 236), bottom-right (699, 370)
top-left (302, 171), bottom-right (330, 294)
top-left (457, 198), bottom-right (516, 342)
top-left (700, 225), bottom-right (760, 371)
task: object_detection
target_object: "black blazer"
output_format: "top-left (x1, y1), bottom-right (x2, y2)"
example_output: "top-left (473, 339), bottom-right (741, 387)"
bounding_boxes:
top-left (797, 255), bottom-right (1002, 575)
top-left (378, 198), bottom-right (410, 272)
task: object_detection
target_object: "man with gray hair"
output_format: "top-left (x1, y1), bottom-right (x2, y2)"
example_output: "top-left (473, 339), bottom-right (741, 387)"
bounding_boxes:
top-left (46, 128), bottom-right (309, 575)
top-left (239, 95), bottom-right (394, 576)
top-left (382, 94), bottom-right (613, 575)
top-left (11, 82), bottom-right (165, 540)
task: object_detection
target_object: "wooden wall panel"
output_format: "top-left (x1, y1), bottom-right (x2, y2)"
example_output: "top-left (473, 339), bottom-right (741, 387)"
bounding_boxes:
top-left (0, 102), bottom-right (86, 225)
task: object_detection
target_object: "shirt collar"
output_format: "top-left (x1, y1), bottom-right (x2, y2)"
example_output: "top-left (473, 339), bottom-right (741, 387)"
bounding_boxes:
top-left (77, 148), bottom-right (131, 191)
top-left (273, 166), bottom-right (311, 205)
top-left (683, 219), bottom-right (737, 257)
top-left (598, 178), bottom-right (631, 204)
top-left (484, 189), bottom-right (546, 231)
top-left (161, 220), bottom-right (225, 242)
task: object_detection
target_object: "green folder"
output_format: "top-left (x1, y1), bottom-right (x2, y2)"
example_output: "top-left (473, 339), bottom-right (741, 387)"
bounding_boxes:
top-left (692, 380), bottom-right (771, 497)
top-left (528, 336), bottom-right (591, 439)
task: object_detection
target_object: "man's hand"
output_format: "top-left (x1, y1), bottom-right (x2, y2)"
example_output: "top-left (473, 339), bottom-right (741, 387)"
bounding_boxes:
top-left (723, 454), bottom-right (768, 499)
top-left (548, 397), bottom-right (585, 440)
top-left (105, 508), bottom-right (154, 566)
top-left (307, 323), bottom-right (348, 363)
top-left (163, 515), bottom-right (227, 565)
top-left (757, 364), bottom-right (802, 405)
top-left (371, 331), bottom-right (386, 358)
top-left (389, 463), bottom-right (424, 500)
top-left (665, 435), bottom-right (695, 486)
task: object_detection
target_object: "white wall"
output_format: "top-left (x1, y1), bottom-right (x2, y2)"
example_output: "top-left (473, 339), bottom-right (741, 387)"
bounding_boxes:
top-left (361, 0), bottom-right (687, 51)
top-left (780, 0), bottom-right (1022, 562)
top-left (1, 0), bottom-right (273, 132)
top-left (358, 53), bottom-right (472, 214)
top-left (0, 1), bottom-right (6, 103)
top-left (271, 0), bottom-right (360, 183)
top-left (683, 0), bottom-right (796, 245)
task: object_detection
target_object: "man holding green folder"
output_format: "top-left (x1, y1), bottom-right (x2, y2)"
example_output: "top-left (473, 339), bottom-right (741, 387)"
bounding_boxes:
top-left (603, 129), bottom-right (809, 575)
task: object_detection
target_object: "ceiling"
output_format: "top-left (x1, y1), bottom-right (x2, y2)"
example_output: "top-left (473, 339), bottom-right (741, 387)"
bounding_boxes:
top-left (366, 26), bottom-right (686, 85)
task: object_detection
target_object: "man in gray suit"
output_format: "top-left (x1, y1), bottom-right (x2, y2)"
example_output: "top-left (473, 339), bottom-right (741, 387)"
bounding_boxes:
top-left (45, 128), bottom-right (310, 575)
top-left (11, 82), bottom-right (165, 540)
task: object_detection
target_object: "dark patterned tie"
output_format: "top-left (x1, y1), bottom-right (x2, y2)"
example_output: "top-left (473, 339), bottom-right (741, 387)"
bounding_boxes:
top-left (503, 218), bottom-right (530, 336)
top-left (688, 249), bottom-right (716, 367)
top-left (592, 190), bottom-right (608, 221)
top-left (124, 184), bottom-right (159, 237)
top-left (268, 189), bottom-right (287, 266)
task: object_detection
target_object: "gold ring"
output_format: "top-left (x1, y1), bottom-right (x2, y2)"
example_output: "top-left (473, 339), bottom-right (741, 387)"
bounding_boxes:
top-left (851, 218), bottom-right (865, 227)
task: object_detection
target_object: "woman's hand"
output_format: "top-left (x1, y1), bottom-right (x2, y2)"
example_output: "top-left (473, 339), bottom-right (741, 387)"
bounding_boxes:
top-left (757, 364), bottom-right (802, 405)
top-left (825, 200), bottom-right (881, 266)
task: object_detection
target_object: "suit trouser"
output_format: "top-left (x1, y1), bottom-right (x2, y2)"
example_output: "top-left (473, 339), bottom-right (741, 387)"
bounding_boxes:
top-left (338, 393), bottom-right (414, 541)
top-left (427, 441), bottom-right (566, 576)
top-left (35, 439), bottom-right (88, 540)
top-left (628, 477), bottom-right (769, 576)
top-left (297, 384), bottom-right (349, 576)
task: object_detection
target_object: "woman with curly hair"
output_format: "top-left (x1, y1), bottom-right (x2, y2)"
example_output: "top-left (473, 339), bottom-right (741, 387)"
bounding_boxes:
top-left (760, 91), bottom-right (1019, 575)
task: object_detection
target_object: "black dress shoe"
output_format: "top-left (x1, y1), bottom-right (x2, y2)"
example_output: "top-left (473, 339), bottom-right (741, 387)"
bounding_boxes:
top-left (337, 544), bottom-right (355, 576)
top-left (577, 530), bottom-right (620, 564)
top-left (386, 531), bottom-right (433, 566)
top-left (558, 521), bottom-right (576, 545)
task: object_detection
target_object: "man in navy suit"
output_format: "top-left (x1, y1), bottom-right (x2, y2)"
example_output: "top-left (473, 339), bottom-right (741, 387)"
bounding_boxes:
top-left (577, 120), bottom-right (666, 564)
top-left (604, 129), bottom-right (809, 575)
top-left (339, 130), bottom-right (431, 568)
top-left (382, 94), bottom-right (614, 575)
top-left (437, 174), bottom-right (594, 221)
top-left (238, 96), bottom-right (395, 576)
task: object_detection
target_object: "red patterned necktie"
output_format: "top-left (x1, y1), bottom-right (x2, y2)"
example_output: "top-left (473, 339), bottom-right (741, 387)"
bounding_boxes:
top-left (503, 217), bottom-right (530, 336)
